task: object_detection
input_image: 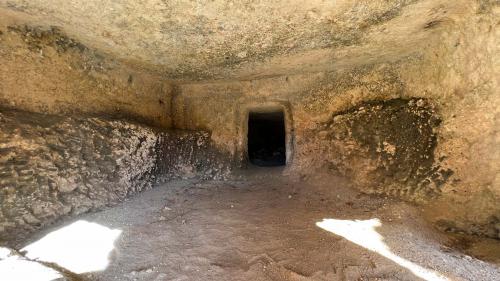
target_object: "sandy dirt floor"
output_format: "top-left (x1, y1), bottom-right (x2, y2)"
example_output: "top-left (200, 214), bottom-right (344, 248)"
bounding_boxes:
top-left (12, 169), bottom-right (500, 281)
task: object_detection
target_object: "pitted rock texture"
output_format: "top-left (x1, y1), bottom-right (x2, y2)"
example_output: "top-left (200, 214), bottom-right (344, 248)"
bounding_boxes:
top-left (0, 0), bottom-right (497, 243)
top-left (0, 109), bottom-right (230, 244)
top-left (304, 98), bottom-right (450, 201)
top-left (172, 3), bottom-right (499, 239)
top-left (157, 132), bottom-right (231, 181)
top-left (0, 109), bottom-right (158, 243)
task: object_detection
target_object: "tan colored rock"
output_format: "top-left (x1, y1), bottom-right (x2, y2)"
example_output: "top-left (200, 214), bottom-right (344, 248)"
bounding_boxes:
top-left (0, 0), bottom-right (498, 241)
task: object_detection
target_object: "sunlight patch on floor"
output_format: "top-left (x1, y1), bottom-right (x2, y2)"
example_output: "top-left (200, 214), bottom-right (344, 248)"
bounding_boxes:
top-left (0, 247), bottom-right (63, 281)
top-left (316, 218), bottom-right (449, 281)
top-left (21, 220), bottom-right (121, 274)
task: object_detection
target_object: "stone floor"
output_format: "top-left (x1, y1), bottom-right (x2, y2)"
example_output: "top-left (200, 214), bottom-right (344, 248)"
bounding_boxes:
top-left (4, 170), bottom-right (500, 281)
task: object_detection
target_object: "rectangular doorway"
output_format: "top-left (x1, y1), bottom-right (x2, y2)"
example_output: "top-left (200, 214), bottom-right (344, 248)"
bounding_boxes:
top-left (247, 110), bottom-right (286, 166)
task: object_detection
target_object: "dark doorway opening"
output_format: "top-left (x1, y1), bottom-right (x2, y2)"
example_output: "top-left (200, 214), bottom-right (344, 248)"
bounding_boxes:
top-left (248, 111), bottom-right (286, 166)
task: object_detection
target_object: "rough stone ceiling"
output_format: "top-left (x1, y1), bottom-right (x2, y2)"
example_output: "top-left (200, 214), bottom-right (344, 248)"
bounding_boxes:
top-left (0, 0), bottom-right (472, 81)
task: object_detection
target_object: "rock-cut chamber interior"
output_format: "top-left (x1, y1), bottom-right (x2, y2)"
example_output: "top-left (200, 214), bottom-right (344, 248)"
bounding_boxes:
top-left (0, 0), bottom-right (499, 280)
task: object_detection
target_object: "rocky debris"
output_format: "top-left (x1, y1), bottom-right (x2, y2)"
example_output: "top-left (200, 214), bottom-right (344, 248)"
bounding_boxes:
top-left (0, 108), bottom-right (231, 245)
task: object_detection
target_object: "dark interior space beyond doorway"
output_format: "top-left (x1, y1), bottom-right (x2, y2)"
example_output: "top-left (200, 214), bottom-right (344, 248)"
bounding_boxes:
top-left (248, 111), bottom-right (286, 166)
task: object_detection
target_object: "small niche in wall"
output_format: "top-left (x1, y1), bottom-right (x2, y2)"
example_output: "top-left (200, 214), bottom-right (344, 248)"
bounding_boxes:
top-left (247, 110), bottom-right (286, 166)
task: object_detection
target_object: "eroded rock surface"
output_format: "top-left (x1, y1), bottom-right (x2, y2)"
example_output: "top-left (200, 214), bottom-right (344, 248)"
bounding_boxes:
top-left (0, 0), bottom-right (498, 246)
top-left (0, 17), bottom-right (172, 128)
top-left (0, 109), bottom-right (230, 244)
top-left (309, 98), bottom-right (452, 201)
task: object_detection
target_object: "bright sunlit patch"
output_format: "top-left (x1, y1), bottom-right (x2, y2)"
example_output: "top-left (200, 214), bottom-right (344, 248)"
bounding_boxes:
top-left (21, 220), bottom-right (121, 274)
top-left (316, 218), bottom-right (449, 281)
top-left (0, 247), bottom-right (63, 281)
